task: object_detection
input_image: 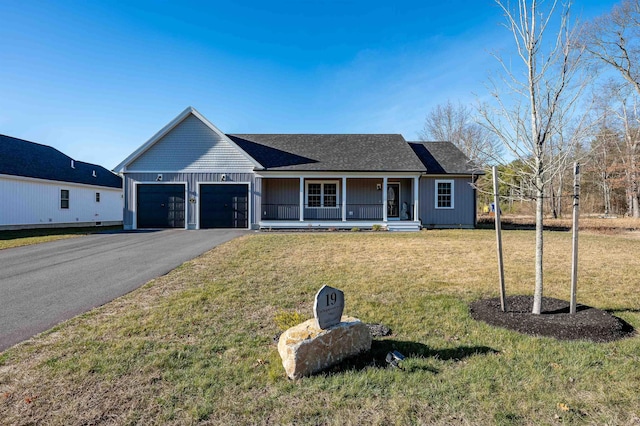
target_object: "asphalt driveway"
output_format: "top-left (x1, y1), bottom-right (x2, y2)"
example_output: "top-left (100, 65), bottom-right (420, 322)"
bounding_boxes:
top-left (0, 229), bottom-right (249, 352)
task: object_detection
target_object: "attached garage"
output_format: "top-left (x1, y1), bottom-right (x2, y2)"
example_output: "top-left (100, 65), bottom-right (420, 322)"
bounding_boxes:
top-left (199, 184), bottom-right (248, 229)
top-left (136, 184), bottom-right (186, 228)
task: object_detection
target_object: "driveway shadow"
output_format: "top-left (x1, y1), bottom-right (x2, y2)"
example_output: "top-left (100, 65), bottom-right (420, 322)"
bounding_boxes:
top-left (0, 225), bottom-right (126, 240)
top-left (97, 229), bottom-right (163, 234)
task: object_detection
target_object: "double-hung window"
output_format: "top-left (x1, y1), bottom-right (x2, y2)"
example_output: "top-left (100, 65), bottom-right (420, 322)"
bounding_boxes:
top-left (306, 181), bottom-right (339, 208)
top-left (435, 180), bottom-right (454, 209)
top-left (60, 189), bottom-right (70, 209)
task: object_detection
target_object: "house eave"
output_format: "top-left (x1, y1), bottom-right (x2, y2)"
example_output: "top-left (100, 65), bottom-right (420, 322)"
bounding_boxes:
top-left (421, 172), bottom-right (483, 178)
top-left (0, 173), bottom-right (123, 190)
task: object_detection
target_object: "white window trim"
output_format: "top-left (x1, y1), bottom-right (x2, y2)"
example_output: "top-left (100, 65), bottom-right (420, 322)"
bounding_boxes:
top-left (60, 188), bottom-right (70, 210)
top-left (305, 180), bottom-right (340, 208)
top-left (435, 179), bottom-right (454, 209)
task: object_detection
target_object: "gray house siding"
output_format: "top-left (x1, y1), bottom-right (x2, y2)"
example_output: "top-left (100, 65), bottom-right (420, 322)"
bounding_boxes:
top-left (262, 178), bottom-right (299, 205)
top-left (261, 178), bottom-right (299, 220)
top-left (418, 176), bottom-right (476, 228)
top-left (261, 178), bottom-right (386, 221)
top-left (127, 115), bottom-right (255, 173)
top-left (123, 172), bottom-right (256, 229)
top-left (258, 177), bottom-right (418, 222)
top-left (345, 178), bottom-right (380, 204)
top-left (345, 178), bottom-right (382, 220)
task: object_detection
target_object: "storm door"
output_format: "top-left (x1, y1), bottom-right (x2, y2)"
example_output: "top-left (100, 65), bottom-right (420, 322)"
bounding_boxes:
top-left (387, 183), bottom-right (400, 219)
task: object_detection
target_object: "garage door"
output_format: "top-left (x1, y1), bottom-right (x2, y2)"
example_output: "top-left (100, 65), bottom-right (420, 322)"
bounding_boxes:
top-left (136, 184), bottom-right (185, 228)
top-left (200, 184), bottom-right (248, 229)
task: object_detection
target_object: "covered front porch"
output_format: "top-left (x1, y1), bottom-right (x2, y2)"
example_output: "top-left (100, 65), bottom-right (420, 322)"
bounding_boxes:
top-left (258, 175), bottom-right (421, 231)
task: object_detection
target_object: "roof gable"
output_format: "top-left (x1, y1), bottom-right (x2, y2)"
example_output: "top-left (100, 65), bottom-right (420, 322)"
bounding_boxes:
top-left (113, 107), bottom-right (261, 172)
top-left (0, 134), bottom-right (122, 188)
top-left (228, 134), bottom-right (426, 172)
top-left (408, 142), bottom-right (484, 175)
top-left (114, 108), bottom-right (486, 175)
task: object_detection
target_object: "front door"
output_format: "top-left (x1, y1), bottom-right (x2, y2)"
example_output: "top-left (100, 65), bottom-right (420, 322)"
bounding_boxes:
top-left (387, 183), bottom-right (400, 219)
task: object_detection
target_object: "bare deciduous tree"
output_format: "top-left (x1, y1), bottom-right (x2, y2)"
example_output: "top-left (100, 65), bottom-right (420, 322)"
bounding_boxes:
top-left (582, 0), bottom-right (640, 217)
top-left (600, 83), bottom-right (640, 216)
top-left (478, 0), bottom-right (591, 314)
top-left (587, 125), bottom-right (624, 215)
top-left (581, 0), bottom-right (640, 95)
top-left (419, 100), bottom-right (500, 166)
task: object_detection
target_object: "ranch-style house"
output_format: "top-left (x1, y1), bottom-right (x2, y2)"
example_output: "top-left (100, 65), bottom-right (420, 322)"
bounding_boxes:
top-left (114, 107), bottom-right (483, 231)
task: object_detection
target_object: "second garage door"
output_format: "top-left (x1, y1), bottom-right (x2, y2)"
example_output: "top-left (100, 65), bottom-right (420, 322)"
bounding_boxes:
top-left (200, 184), bottom-right (248, 229)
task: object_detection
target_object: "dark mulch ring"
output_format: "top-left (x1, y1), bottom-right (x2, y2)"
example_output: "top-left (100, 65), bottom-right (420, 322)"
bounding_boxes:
top-left (469, 295), bottom-right (636, 343)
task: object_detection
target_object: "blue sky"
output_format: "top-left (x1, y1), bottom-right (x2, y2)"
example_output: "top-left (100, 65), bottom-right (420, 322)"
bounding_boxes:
top-left (0, 0), bottom-right (618, 169)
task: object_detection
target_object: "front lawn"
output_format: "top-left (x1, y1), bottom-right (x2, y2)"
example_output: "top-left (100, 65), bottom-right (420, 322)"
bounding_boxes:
top-left (1, 229), bottom-right (639, 424)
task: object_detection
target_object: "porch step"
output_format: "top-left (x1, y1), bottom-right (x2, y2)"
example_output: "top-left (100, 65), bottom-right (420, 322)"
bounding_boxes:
top-left (386, 222), bottom-right (422, 232)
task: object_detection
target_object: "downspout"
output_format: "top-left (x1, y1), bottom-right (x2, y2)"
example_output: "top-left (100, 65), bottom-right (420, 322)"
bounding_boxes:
top-left (473, 173), bottom-right (479, 228)
top-left (414, 174), bottom-right (421, 226)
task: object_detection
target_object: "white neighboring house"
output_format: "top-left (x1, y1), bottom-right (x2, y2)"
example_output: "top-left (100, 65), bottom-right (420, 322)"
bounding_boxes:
top-left (0, 134), bottom-right (123, 230)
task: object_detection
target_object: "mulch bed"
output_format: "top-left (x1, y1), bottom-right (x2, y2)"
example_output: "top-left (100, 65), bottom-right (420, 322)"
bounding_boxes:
top-left (469, 295), bottom-right (635, 343)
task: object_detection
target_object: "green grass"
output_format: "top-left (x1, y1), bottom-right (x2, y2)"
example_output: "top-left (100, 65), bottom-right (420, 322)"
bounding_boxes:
top-left (1, 229), bottom-right (640, 424)
top-left (0, 226), bottom-right (122, 249)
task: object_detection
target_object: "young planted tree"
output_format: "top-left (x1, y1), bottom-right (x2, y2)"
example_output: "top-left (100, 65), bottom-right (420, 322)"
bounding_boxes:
top-left (479, 0), bottom-right (591, 314)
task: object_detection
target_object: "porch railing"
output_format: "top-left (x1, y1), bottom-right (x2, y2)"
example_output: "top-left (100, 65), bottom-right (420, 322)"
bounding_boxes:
top-left (261, 203), bottom-right (414, 221)
top-left (303, 205), bottom-right (341, 220)
top-left (261, 204), bottom-right (300, 220)
top-left (345, 204), bottom-right (384, 220)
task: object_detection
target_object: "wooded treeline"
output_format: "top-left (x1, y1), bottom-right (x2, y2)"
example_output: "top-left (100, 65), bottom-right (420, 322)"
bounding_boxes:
top-left (421, 0), bottom-right (640, 219)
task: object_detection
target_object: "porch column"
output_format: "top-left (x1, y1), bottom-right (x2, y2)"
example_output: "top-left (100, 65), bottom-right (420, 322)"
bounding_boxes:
top-left (299, 177), bottom-right (304, 222)
top-left (342, 177), bottom-right (347, 222)
top-left (413, 176), bottom-right (420, 222)
top-left (382, 177), bottom-right (388, 222)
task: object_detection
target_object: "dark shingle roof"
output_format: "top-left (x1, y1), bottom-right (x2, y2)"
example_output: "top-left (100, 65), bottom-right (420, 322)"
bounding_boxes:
top-left (227, 134), bottom-right (426, 172)
top-left (0, 134), bottom-right (122, 188)
top-left (408, 141), bottom-right (484, 175)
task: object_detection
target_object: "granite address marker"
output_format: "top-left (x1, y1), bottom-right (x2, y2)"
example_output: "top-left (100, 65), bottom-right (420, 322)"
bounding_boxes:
top-left (278, 284), bottom-right (371, 379)
top-left (313, 285), bottom-right (344, 329)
